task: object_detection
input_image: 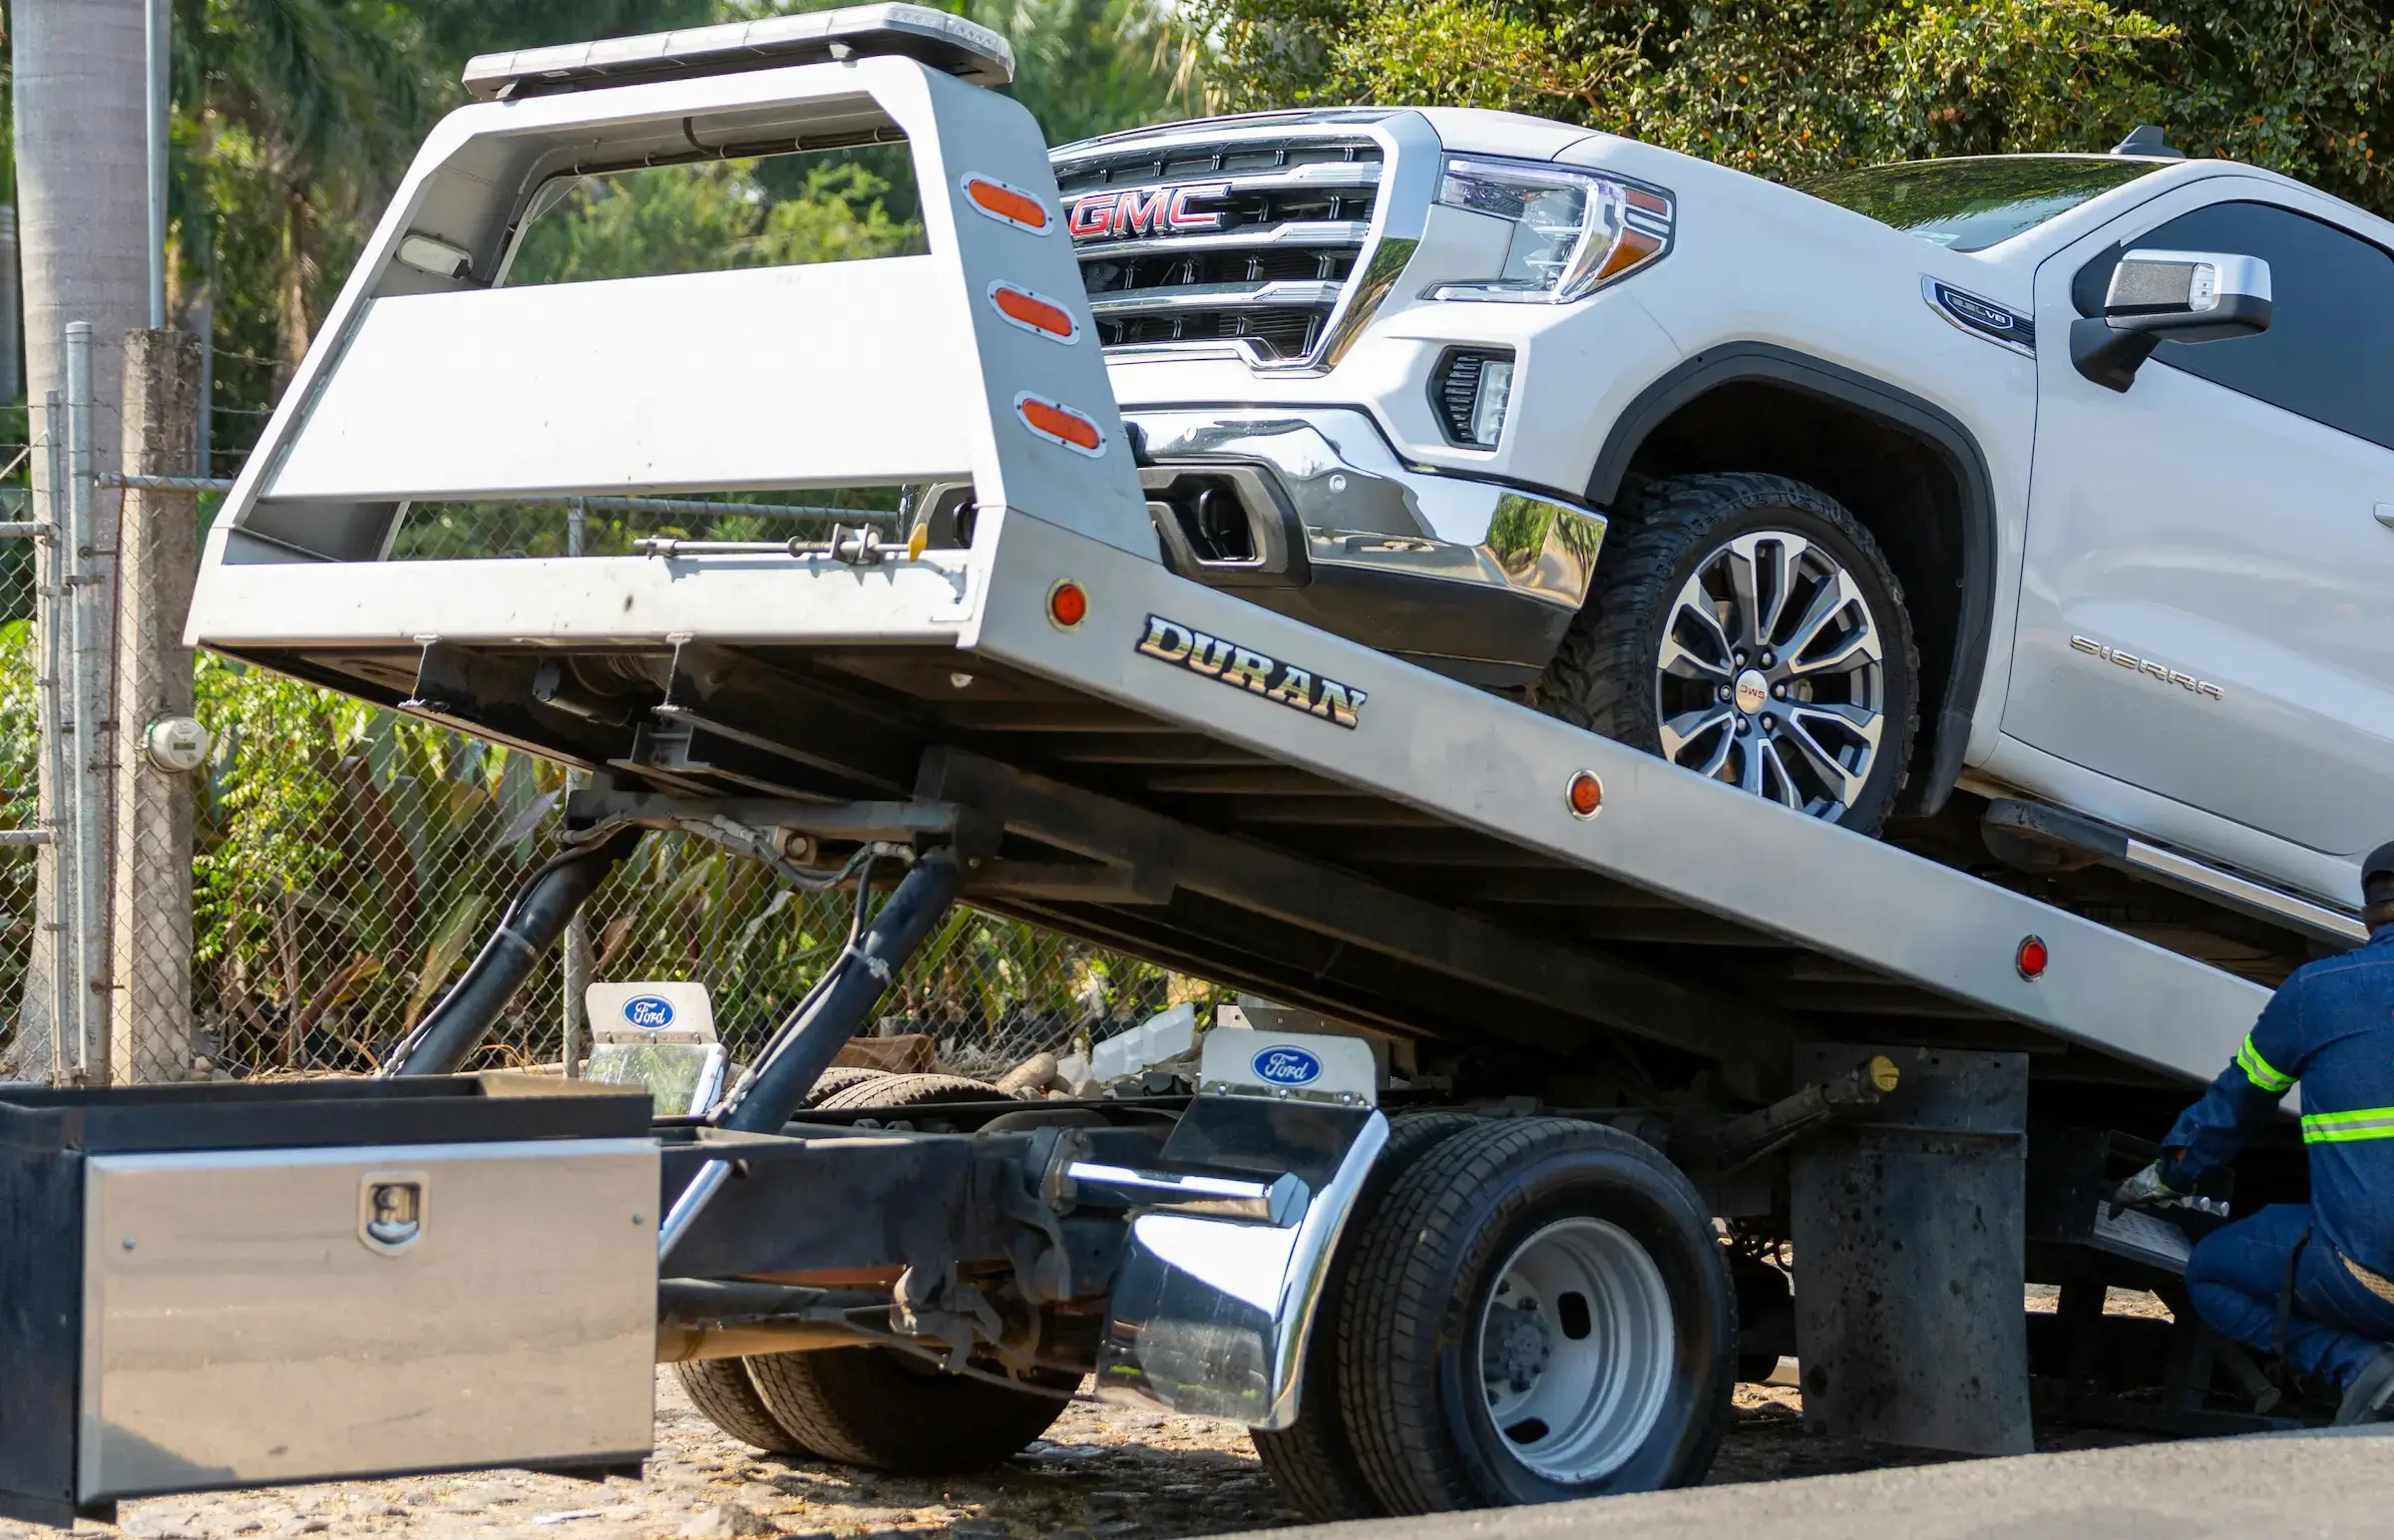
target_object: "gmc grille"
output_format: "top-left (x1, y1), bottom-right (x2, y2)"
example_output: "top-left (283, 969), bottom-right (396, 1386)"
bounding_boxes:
top-left (1052, 136), bottom-right (1383, 365)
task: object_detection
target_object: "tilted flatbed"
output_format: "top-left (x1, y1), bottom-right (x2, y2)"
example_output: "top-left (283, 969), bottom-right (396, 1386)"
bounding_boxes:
top-left (8, 6), bottom-right (2321, 1526)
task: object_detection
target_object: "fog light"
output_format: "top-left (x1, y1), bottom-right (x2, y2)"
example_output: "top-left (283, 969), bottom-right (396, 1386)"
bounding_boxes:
top-left (1431, 349), bottom-right (1516, 448)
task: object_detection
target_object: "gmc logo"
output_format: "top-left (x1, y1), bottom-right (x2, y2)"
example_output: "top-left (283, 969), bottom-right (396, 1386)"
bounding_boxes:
top-left (1068, 180), bottom-right (1232, 239)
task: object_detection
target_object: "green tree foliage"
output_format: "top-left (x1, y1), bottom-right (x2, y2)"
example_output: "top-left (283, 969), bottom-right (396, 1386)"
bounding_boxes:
top-left (507, 159), bottom-right (923, 286)
top-left (1192, 0), bottom-right (2394, 212)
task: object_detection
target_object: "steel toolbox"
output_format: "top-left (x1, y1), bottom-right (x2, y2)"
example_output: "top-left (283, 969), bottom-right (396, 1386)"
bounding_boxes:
top-left (0, 1076), bottom-right (657, 1526)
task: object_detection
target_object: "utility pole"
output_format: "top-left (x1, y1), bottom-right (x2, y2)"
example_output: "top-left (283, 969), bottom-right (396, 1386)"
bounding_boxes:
top-left (109, 330), bottom-right (204, 1085)
top-left (8, 0), bottom-right (151, 1081)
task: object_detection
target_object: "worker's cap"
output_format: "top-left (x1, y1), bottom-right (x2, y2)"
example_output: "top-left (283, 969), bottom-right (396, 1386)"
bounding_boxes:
top-left (2367, 841), bottom-right (2394, 893)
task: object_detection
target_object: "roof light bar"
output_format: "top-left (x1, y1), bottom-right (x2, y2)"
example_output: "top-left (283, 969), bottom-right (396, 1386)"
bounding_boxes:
top-left (462, 3), bottom-right (1014, 102)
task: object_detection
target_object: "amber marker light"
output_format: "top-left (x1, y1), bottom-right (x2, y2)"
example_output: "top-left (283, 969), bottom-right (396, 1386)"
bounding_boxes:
top-left (990, 282), bottom-right (1079, 342)
top-left (1047, 579), bottom-right (1088, 630)
top-left (962, 175), bottom-right (1051, 233)
top-left (1566, 769), bottom-right (1605, 819)
top-left (2017, 935), bottom-right (2050, 980)
top-left (1015, 392), bottom-right (1105, 457)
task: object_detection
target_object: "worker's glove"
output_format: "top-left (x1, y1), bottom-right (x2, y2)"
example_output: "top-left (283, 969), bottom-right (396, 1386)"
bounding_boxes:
top-left (2109, 1160), bottom-right (2186, 1211)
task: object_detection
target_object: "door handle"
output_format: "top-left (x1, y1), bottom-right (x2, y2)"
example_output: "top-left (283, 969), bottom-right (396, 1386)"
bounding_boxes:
top-left (2379, 503), bottom-right (2394, 531)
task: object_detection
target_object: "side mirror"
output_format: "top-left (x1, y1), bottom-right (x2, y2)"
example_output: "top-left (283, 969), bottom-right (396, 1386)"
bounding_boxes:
top-left (2070, 248), bottom-right (2272, 392)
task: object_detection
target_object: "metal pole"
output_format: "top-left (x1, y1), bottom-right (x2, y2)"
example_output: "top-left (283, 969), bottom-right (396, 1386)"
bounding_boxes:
top-left (42, 392), bottom-right (72, 1084)
top-left (64, 323), bottom-right (104, 1081)
top-left (561, 499), bottom-right (590, 1078)
top-left (146, 0), bottom-right (171, 331)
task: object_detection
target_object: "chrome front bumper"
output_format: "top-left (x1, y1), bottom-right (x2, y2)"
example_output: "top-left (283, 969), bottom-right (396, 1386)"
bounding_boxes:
top-left (1126, 408), bottom-right (1606, 684)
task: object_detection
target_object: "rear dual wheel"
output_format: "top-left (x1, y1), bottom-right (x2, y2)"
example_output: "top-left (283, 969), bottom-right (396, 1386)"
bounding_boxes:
top-left (679, 1072), bottom-right (1070, 1473)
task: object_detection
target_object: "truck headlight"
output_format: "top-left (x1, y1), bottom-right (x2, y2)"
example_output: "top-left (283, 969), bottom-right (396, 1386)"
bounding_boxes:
top-left (1428, 157), bottom-right (1674, 303)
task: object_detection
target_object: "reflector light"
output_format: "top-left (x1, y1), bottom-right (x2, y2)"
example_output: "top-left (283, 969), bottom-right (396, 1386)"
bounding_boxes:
top-left (1015, 392), bottom-right (1105, 457)
top-left (964, 175), bottom-right (1051, 234)
top-left (2017, 936), bottom-right (2050, 980)
top-left (989, 282), bottom-right (1078, 342)
top-left (1047, 579), bottom-right (1088, 629)
top-left (1566, 769), bottom-right (1605, 819)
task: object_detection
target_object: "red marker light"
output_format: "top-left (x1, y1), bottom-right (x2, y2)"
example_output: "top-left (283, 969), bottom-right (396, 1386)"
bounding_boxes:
top-left (2017, 935), bottom-right (2050, 980)
top-left (990, 282), bottom-right (1078, 342)
top-left (963, 175), bottom-right (1050, 233)
top-left (1015, 393), bottom-right (1106, 457)
top-left (1566, 770), bottom-right (1605, 820)
top-left (1047, 579), bottom-right (1088, 630)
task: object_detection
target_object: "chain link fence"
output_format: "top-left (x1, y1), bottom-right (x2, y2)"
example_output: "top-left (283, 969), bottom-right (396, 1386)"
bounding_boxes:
top-left (187, 660), bottom-right (1207, 1083)
top-left (0, 396), bottom-right (1215, 1085)
top-left (0, 416), bottom-right (43, 1053)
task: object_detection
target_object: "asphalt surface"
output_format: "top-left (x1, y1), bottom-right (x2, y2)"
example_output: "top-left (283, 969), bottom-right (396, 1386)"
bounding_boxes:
top-left (1252, 1424), bottom-right (2394, 1540)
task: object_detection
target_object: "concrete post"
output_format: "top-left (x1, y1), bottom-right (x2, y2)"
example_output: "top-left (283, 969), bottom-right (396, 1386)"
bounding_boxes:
top-left (109, 329), bottom-right (203, 1083)
top-left (10, 0), bottom-right (150, 1082)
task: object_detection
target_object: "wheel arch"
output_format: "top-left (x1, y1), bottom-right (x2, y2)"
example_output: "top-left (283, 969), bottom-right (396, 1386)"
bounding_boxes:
top-left (1587, 343), bottom-right (1996, 817)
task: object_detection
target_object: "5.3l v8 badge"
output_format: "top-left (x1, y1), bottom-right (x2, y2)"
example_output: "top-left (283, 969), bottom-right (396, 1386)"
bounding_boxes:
top-left (1135, 614), bottom-right (1369, 729)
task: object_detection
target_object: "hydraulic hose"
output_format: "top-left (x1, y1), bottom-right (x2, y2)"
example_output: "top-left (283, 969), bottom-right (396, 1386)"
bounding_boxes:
top-left (715, 851), bottom-right (964, 1134)
top-left (386, 826), bottom-right (643, 1077)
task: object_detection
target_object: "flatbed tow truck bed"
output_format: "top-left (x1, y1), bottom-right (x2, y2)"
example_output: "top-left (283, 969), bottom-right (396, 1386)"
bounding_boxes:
top-left (3, 7), bottom-right (2324, 1527)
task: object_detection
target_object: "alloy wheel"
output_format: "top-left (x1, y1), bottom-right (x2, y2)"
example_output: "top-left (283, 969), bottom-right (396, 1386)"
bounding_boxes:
top-left (1654, 529), bottom-right (1886, 820)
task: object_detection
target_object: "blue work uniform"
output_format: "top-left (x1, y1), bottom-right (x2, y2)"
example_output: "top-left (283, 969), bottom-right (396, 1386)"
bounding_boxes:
top-left (2165, 924), bottom-right (2394, 1387)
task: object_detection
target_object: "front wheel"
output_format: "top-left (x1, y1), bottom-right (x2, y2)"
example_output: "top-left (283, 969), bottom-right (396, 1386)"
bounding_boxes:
top-left (1534, 473), bottom-right (1919, 835)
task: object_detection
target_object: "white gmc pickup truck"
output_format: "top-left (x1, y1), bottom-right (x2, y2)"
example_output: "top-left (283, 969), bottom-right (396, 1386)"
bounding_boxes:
top-left (1051, 111), bottom-right (2392, 917)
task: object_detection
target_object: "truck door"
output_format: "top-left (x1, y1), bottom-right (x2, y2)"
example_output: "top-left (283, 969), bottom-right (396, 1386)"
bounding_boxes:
top-left (2012, 185), bottom-right (2394, 861)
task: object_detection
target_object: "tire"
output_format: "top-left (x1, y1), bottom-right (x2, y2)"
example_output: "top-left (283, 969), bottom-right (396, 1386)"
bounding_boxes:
top-left (1252, 1111), bottom-right (1481, 1521)
top-left (1533, 472), bottom-right (1919, 835)
top-left (800, 1065), bottom-right (892, 1109)
top-left (814, 1072), bottom-right (1000, 1111)
top-left (745, 1348), bottom-right (1074, 1473)
top-left (674, 1357), bottom-right (815, 1455)
top-left (1337, 1119), bottom-right (1735, 1512)
top-left (744, 1070), bottom-right (1075, 1473)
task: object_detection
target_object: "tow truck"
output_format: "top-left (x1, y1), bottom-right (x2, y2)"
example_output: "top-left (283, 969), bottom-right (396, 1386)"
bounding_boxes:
top-left (0, 6), bottom-right (2349, 1525)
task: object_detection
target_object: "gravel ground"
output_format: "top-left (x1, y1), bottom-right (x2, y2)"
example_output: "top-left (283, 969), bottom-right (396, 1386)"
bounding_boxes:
top-left (10, 1292), bottom-right (2176, 1540)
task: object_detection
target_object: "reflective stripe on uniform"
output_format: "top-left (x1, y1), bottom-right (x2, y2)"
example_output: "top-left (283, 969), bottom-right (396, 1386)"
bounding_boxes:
top-left (2301, 1106), bottom-right (2394, 1143)
top-left (2237, 1035), bottom-right (2295, 1094)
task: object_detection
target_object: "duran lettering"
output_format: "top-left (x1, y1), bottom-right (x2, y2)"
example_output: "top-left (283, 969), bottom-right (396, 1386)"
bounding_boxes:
top-left (1131, 613), bottom-right (1368, 729)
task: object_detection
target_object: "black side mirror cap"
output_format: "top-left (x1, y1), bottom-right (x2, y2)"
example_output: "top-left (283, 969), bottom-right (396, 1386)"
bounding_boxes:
top-left (2072, 248), bottom-right (2271, 391)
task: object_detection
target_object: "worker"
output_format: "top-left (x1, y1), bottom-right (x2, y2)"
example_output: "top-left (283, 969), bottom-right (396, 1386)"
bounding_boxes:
top-left (2114, 841), bottom-right (2394, 1422)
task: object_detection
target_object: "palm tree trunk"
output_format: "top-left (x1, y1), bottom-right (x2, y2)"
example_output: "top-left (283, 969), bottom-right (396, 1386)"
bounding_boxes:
top-left (8, 0), bottom-right (151, 1083)
top-left (281, 192), bottom-right (315, 373)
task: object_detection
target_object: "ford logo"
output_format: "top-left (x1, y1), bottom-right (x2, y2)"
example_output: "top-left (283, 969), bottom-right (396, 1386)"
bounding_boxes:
top-left (622, 994), bottom-right (676, 1030)
top-left (1252, 1045), bottom-right (1323, 1087)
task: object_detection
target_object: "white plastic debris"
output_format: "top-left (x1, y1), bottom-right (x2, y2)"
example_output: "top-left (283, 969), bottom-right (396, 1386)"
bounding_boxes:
top-left (1088, 1002), bottom-right (1196, 1085)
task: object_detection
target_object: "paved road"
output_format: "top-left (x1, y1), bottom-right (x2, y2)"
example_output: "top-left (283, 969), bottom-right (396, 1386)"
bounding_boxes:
top-left (1254, 1425), bottom-right (2394, 1540)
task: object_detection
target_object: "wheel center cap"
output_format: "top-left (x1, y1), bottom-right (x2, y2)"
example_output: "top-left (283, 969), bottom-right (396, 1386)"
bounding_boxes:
top-left (1734, 668), bottom-right (1770, 715)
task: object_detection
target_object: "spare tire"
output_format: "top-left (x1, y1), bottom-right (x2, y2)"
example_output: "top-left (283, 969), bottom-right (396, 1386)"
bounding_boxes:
top-left (800, 1065), bottom-right (893, 1110)
top-left (814, 1072), bottom-right (1004, 1111)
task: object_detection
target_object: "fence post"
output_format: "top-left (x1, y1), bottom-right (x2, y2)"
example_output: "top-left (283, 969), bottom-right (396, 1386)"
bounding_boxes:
top-left (43, 391), bottom-right (74, 1084)
top-left (562, 497), bottom-right (589, 1076)
top-left (63, 321), bottom-right (112, 1083)
top-left (109, 329), bottom-right (203, 1083)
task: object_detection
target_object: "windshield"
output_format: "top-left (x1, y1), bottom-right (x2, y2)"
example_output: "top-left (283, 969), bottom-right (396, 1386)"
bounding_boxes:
top-left (1796, 157), bottom-right (2166, 252)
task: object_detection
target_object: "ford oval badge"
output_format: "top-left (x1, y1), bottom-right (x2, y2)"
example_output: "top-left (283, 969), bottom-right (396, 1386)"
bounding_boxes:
top-left (1252, 1045), bottom-right (1323, 1087)
top-left (622, 994), bottom-right (676, 1030)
